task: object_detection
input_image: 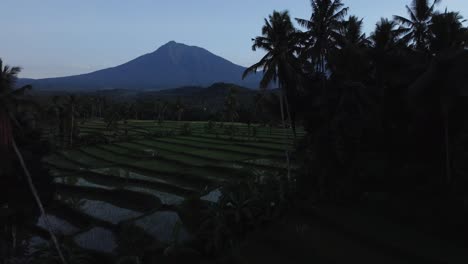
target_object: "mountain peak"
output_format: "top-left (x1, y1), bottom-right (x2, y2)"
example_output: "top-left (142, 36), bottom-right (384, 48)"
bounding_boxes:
top-left (24, 42), bottom-right (262, 90)
top-left (165, 40), bottom-right (178, 46)
top-left (155, 41), bottom-right (191, 54)
top-left (160, 40), bottom-right (187, 49)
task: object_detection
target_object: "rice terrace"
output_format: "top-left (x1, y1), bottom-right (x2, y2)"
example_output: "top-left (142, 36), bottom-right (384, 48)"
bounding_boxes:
top-left (40, 120), bottom-right (302, 254)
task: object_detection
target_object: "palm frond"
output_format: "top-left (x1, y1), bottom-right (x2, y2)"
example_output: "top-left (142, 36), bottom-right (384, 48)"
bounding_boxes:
top-left (394, 15), bottom-right (413, 27)
top-left (295, 18), bottom-right (312, 29)
top-left (259, 68), bottom-right (277, 90)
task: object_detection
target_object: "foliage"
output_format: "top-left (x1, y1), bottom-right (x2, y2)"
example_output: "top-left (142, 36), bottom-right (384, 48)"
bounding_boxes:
top-left (204, 120), bottom-right (216, 134)
top-left (296, 0), bottom-right (349, 74)
top-left (241, 0), bottom-right (468, 242)
top-left (393, 0), bottom-right (441, 51)
top-left (223, 88), bottom-right (239, 123)
top-left (0, 59), bottom-right (65, 263)
top-left (193, 170), bottom-right (288, 255)
top-left (224, 124), bottom-right (239, 140)
top-left (180, 123), bottom-right (192, 136)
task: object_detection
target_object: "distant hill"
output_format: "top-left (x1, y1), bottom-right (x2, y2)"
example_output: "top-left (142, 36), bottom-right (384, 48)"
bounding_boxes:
top-left (96, 83), bottom-right (256, 108)
top-left (19, 41), bottom-right (262, 91)
top-left (146, 82), bottom-right (254, 97)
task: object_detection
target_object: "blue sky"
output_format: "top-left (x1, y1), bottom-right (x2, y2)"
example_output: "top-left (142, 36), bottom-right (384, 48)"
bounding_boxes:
top-left (2, 0), bottom-right (467, 78)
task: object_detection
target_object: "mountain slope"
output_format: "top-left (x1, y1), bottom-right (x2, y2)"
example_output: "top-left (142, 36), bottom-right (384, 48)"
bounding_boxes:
top-left (21, 41), bottom-right (262, 91)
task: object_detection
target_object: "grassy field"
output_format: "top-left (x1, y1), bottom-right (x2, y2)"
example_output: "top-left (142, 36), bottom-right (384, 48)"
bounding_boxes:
top-left (40, 120), bottom-right (303, 254)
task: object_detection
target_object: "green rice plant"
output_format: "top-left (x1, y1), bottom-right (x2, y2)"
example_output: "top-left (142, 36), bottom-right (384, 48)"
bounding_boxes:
top-left (180, 123), bottom-right (192, 136)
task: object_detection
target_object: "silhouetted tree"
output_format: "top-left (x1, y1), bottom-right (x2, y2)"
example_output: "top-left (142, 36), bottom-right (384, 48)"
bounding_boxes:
top-left (65, 95), bottom-right (78, 148)
top-left (296, 0), bottom-right (348, 75)
top-left (429, 10), bottom-right (467, 54)
top-left (243, 10), bottom-right (301, 180)
top-left (223, 87), bottom-right (239, 123)
top-left (394, 0), bottom-right (441, 51)
top-left (0, 59), bottom-right (66, 264)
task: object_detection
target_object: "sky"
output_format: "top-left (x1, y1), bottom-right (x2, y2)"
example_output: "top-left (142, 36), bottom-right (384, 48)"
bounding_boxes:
top-left (2, 0), bottom-right (467, 79)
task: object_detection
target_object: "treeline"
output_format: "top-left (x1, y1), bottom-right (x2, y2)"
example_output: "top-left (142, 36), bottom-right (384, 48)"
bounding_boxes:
top-left (33, 82), bottom-right (289, 135)
top-left (243, 0), bottom-right (468, 240)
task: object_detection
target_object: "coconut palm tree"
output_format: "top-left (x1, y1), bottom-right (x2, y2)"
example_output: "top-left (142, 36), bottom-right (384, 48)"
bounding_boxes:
top-left (243, 10), bottom-right (300, 181)
top-left (394, 0), bottom-right (441, 51)
top-left (371, 19), bottom-right (406, 51)
top-left (95, 95), bottom-right (106, 119)
top-left (154, 99), bottom-right (169, 124)
top-left (330, 15), bottom-right (371, 82)
top-left (223, 87), bottom-right (239, 123)
top-left (296, 0), bottom-right (348, 75)
top-left (0, 59), bottom-right (67, 264)
top-left (370, 18), bottom-right (407, 93)
top-left (409, 50), bottom-right (468, 186)
top-left (407, 11), bottom-right (467, 187)
top-left (369, 19), bottom-right (409, 172)
top-left (429, 10), bottom-right (468, 54)
top-left (295, 1), bottom-right (348, 196)
top-left (336, 16), bottom-right (369, 48)
top-left (175, 97), bottom-right (185, 122)
top-left (47, 96), bottom-right (66, 147)
top-left (65, 95), bottom-right (78, 148)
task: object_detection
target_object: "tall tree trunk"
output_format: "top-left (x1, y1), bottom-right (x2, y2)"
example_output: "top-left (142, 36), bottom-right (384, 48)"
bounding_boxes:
top-left (70, 105), bottom-right (74, 148)
top-left (284, 93), bottom-right (297, 142)
top-left (320, 60), bottom-right (329, 198)
top-left (12, 139), bottom-right (67, 264)
top-left (59, 111), bottom-right (65, 148)
top-left (443, 102), bottom-right (451, 186)
top-left (279, 87), bottom-right (292, 184)
top-left (178, 110), bottom-right (182, 122)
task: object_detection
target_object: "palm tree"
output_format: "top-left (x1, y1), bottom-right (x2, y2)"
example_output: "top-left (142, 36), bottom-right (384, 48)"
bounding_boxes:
top-left (0, 59), bottom-right (67, 264)
top-left (371, 19), bottom-right (405, 50)
top-left (154, 99), bottom-right (169, 124)
top-left (370, 18), bottom-right (406, 89)
top-left (295, 1), bottom-right (348, 196)
top-left (96, 96), bottom-right (106, 119)
top-left (330, 15), bottom-right (370, 81)
top-left (296, 0), bottom-right (348, 75)
top-left (429, 10), bottom-right (467, 54)
top-left (409, 50), bottom-right (468, 186)
top-left (223, 87), bottom-right (239, 123)
top-left (369, 19), bottom-right (409, 175)
top-left (47, 96), bottom-right (66, 147)
top-left (243, 10), bottom-right (300, 180)
top-left (175, 97), bottom-right (185, 122)
top-left (394, 0), bottom-right (441, 51)
top-left (407, 11), bottom-right (467, 186)
top-left (65, 95), bottom-right (78, 148)
top-left (336, 16), bottom-right (369, 48)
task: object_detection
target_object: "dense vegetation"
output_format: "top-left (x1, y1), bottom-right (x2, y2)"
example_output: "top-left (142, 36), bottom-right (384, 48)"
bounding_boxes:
top-left (242, 0), bottom-right (468, 252)
top-left (1, 0), bottom-right (468, 263)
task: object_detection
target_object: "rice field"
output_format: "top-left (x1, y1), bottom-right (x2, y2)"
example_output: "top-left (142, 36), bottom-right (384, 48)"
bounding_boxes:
top-left (38, 120), bottom-right (304, 254)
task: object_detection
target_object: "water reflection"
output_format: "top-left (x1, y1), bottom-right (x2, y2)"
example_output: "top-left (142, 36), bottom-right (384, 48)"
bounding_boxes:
top-left (125, 186), bottom-right (184, 205)
top-left (36, 214), bottom-right (80, 236)
top-left (65, 199), bottom-right (142, 225)
top-left (74, 227), bottom-right (117, 254)
top-left (55, 176), bottom-right (112, 190)
top-left (134, 211), bottom-right (191, 244)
